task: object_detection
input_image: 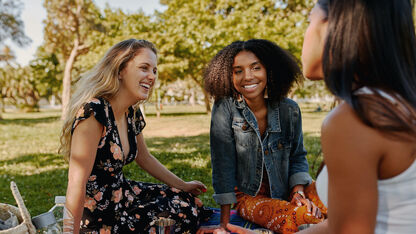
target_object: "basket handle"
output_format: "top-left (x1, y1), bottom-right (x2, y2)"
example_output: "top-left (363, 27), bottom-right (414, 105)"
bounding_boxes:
top-left (10, 181), bottom-right (37, 234)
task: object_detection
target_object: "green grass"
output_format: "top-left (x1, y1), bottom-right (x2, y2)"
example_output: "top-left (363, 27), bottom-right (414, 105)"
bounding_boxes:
top-left (0, 104), bottom-right (326, 216)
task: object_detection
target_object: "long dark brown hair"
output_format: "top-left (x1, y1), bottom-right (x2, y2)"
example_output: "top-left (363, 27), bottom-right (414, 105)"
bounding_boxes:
top-left (318, 0), bottom-right (416, 141)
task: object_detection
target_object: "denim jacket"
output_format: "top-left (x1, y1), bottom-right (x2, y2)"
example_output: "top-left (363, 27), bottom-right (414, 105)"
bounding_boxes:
top-left (210, 97), bottom-right (312, 205)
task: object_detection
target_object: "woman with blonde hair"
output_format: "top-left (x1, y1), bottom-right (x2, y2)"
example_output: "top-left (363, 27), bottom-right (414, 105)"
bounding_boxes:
top-left (60, 39), bottom-right (211, 233)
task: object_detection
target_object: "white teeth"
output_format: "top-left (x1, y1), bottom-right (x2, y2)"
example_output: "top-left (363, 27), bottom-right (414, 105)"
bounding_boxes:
top-left (244, 84), bottom-right (257, 89)
top-left (140, 83), bottom-right (150, 89)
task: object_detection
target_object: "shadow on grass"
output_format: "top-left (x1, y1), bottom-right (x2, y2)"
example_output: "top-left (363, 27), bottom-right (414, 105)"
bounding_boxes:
top-left (0, 134), bottom-right (217, 215)
top-left (0, 116), bottom-right (60, 126)
top-left (0, 153), bottom-right (68, 216)
top-left (0, 153), bottom-right (65, 167)
top-left (0, 133), bottom-right (323, 215)
top-left (125, 133), bottom-right (216, 207)
top-left (145, 134), bottom-right (210, 154)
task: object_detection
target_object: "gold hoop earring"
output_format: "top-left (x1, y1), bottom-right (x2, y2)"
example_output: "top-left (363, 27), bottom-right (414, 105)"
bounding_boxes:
top-left (264, 86), bottom-right (268, 98)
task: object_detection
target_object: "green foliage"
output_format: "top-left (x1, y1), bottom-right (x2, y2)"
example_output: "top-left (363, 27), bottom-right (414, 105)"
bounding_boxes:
top-left (75, 7), bottom-right (154, 73)
top-left (0, 64), bottom-right (43, 111)
top-left (0, 0), bottom-right (31, 48)
top-left (30, 48), bottom-right (62, 100)
top-left (42, 0), bottom-right (105, 60)
top-left (1, 0), bottom-right (330, 113)
top-left (42, 0), bottom-right (107, 118)
top-left (153, 0), bottom-right (317, 111)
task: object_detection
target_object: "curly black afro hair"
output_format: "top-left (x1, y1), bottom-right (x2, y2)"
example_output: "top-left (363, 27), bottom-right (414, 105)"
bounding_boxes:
top-left (204, 39), bottom-right (302, 102)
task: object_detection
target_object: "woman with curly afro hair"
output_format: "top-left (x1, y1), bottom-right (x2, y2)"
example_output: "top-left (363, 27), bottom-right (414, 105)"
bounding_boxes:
top-left (198, 39), bottom-right (326, 234)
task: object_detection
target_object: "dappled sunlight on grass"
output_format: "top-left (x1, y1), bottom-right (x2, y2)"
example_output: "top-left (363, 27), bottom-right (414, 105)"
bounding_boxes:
top-left (171, 157), bottom-right (210, 168)
top-left (0, 153), bottom-right (67, 175)
top-left (0, 104), bottom-right (325, 215)
top-left (143, 115), bottom-right (210, 137)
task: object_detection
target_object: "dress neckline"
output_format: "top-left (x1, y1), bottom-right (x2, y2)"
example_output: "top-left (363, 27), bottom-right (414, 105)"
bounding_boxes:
top-left (106, 100), bottom-right (134, 162)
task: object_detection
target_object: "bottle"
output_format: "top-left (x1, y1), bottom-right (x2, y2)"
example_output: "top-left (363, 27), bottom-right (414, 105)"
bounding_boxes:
top-left (32, 212), bottom-right (62, 234)
top-left (49, 196), bottom-right (65, 230)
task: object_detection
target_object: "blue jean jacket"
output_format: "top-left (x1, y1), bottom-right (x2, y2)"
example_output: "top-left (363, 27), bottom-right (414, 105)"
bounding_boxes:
top-left (210, 97), bottom-right (312, 205)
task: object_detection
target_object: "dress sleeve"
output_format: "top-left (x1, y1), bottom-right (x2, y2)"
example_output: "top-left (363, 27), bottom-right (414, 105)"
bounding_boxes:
top-left (133, 108), bottom-right (146, 135)
top-left (71, 98), bottom-right (107, 134)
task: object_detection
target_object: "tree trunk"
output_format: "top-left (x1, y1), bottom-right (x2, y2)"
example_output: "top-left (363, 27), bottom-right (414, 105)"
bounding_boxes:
top-left (202, 88), bottom-right (211, 113)
top-left (61, 40), bottom-right (79, 120)
top-left (190, 76), bottom-right (211, 113)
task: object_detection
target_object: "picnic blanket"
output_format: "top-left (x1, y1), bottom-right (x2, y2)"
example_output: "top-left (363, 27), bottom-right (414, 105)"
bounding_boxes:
top-left (200, 208), bottom-right (262, 231)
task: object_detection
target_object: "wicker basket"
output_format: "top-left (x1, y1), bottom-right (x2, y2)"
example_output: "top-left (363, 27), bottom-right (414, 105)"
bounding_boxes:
top-left (0, 181), bottom-right (36, 234)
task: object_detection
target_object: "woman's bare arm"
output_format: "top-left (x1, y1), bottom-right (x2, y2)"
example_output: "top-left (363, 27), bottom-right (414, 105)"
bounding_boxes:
top-left (321, 103), bottom-right (381, 234)
top-left (65, 117), bottom-right (102, 233)
top-left (135, 133), bottom-right (206, 195)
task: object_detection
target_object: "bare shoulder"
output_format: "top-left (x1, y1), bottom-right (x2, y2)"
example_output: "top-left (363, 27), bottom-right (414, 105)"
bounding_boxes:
top-left (321, 102), bottom-right (381, 234)
top-left (71, 115), bottom-right (103, 158)
top-left (73, 115), bottom-right (102, 135)
top-left (322, 102), bottom-right (366, 136)
top-left (321, 102), bottom-right (383, 164)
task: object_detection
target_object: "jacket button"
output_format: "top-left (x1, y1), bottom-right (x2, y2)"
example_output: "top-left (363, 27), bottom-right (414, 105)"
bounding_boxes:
top-left (278, 143), bottom-right (283, 149)
top-left (242, 124), bottom-right (248, 130)
top-left (264, 150), bottom-right (269, 155)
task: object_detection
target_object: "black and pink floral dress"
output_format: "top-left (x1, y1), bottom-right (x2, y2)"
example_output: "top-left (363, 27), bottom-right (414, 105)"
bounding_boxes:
top-left (71, 98), bottom-right (212, 233)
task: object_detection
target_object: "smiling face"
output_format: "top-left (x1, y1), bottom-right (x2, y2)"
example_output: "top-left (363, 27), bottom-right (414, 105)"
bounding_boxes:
top-left (119, 48), bottom-right (157, 102)
top-left (232, 50), bottom-right (267, 103)
top-left (301, 4), bottom-right (328, 80)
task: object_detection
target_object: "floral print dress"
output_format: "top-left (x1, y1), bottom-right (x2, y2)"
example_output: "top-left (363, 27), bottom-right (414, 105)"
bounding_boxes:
top-left (71, 98), bottom-right (212, 233)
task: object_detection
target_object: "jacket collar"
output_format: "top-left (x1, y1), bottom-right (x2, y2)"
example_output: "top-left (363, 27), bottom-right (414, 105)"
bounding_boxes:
top-left (233, 95), bottom-right (281, 133)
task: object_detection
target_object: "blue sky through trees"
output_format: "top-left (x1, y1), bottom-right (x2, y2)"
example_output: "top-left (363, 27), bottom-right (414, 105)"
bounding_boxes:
top-left (8, 0), bottom-right (166, 65)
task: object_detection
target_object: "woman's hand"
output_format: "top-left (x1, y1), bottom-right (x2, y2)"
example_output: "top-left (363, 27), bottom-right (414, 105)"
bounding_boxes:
top-left (182, 180), bottom-right (207, 196)
top-left (196, 225), bottom-right (225, 234)
top-left (224, 224), bottom-right (257, 234)
top-left (290, 193), bottom-right (322, 219)
top-left (197, 224), bottom-right (258, 234)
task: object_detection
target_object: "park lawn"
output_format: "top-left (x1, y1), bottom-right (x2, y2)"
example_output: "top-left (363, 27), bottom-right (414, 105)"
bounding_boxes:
top-left (0, 104), bottom-right (326, 216)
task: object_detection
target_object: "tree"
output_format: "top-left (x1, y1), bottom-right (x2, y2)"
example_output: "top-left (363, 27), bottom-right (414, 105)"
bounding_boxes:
top-left (43, 0), bottom-right (105, 119)
top-left (30, 47), bottom-right (62, 104)
top-left (156, 0), bottom-right (315, 112)
top-left (75, 6), bottom-right (154, 73)
top-left (0, 45), bottom-right (15, 64)
top-left (0, 0), bottom-right (31, 49)
top-left (0, 64), bottom-right (42, 111)
top-left (0, 0), bottom-right (31, 118)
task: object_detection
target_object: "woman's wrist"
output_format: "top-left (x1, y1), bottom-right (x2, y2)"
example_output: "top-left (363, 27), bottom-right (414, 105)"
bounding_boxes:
top-left (174, 180), bottom-right (187, 191)
top-left (291, 185), bottom-right (306, 199)
top-left (292, 190), bottom-right (306, 199)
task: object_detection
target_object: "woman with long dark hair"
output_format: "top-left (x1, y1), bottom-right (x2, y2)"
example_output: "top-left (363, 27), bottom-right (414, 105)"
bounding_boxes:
top-left (222, 0), bottom-right (416, 233)
top-left (302, 0), bottom-right (416, 233)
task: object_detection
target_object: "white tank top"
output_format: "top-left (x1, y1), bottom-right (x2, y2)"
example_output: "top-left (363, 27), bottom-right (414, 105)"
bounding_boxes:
top-left (316, 160), bottom-right (416, 234)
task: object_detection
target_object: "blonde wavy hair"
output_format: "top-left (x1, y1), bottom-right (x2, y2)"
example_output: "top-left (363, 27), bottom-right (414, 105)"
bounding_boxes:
top-left (59, 39), bottom-right (157, 160)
